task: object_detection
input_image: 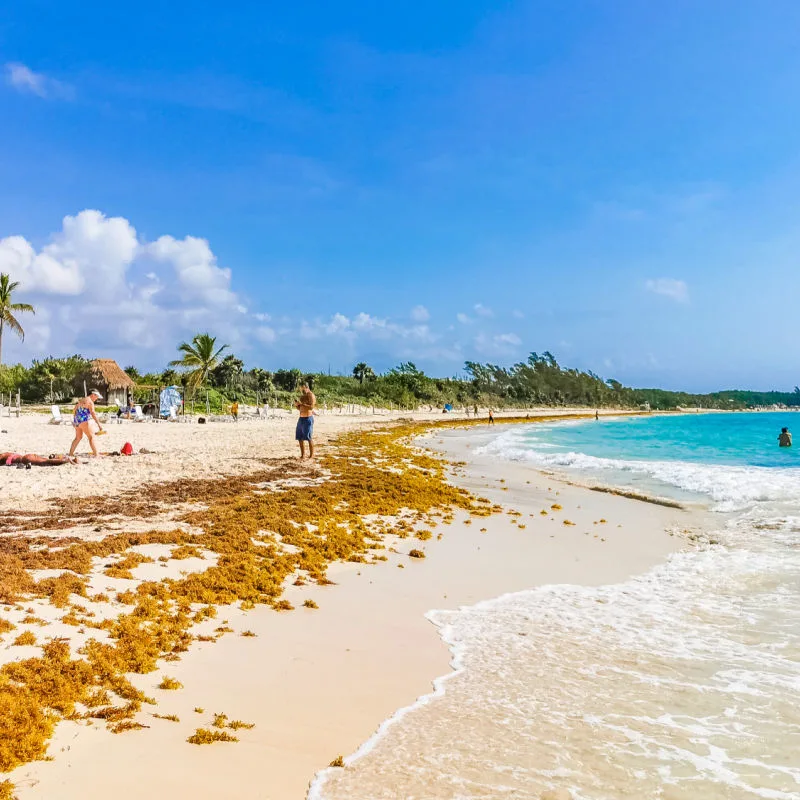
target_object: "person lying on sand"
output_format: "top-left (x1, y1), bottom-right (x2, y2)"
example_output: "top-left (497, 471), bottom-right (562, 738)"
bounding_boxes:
top-left (1, 453), bottom-right (79, 467)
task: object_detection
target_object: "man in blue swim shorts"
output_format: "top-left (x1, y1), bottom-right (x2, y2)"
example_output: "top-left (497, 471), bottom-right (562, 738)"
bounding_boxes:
top-left (294, 382), bottom-right (316, 459)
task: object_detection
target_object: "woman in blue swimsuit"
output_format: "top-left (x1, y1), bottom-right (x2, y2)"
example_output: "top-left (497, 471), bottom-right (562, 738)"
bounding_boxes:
top-left (69, 389), bottom-right (105, 457)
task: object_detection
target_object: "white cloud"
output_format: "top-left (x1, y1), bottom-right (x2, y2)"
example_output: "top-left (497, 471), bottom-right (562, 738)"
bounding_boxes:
top-left (297, 312), bottom-right (437, 350)
top-left (474, 303), bottom-right (493, 317)
top-left (0, 210), bottom-right (245, 364)
top-left (145, 235), bottom-right (237, 307)
top-left (0, 210), bottom-right (137, 296)
top-left (456, 313), bottom-right (472, 324)
top-left (410, 304), bottom-right (430, 322)
top-left (495, 333), bottom-right (521, 346)
top-left (474, 331), bottom-right (522, 356)
top-left (0, 209), bottom-right (518, 371)
top-left (328, 312), bottom-right (352, 334)
top-left (645, 278), bottom-right (689, 303)
top-left (512, 309), bottom-right (525, 319)
top-left (5, 62), bottom-right (73, 99)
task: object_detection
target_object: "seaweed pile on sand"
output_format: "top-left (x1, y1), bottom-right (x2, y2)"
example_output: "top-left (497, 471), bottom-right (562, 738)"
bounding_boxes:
top-left (0, 418), bottom-right (516, 789)
top-left (0, 413), bottom-right (591, 792)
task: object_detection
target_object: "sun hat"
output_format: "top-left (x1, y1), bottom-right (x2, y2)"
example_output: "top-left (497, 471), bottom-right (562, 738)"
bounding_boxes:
top-left (89, 389), bottom-right (103, 399)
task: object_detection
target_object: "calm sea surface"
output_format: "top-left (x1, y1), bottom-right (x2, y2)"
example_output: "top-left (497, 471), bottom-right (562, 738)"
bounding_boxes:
top-left (312, 413), bottom-right (800, 800)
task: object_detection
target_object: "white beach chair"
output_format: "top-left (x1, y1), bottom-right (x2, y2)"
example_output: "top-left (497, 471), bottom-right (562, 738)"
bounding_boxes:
top-left (168, 405), bottom-right (179, 422)
top-left (132, 405), bottom-right (148, 423)
top-left (49, 405), bottom-right (64, 425)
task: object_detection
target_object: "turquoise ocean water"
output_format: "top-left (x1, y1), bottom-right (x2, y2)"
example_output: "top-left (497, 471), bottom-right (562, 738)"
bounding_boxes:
top-left (313, 413), bottom-right (800, 800)
top-left (523, 412), bottom-right (800, 469)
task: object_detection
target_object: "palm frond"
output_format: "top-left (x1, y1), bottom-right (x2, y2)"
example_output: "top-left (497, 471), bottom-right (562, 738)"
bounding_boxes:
top-left (2, 312), bottom-right (25, 341)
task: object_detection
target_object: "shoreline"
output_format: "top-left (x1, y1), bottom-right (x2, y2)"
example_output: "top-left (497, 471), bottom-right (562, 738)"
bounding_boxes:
top-left (1, 411), bottom-right (710, 800)
top-left (309, 426), bottom-right (711, 799)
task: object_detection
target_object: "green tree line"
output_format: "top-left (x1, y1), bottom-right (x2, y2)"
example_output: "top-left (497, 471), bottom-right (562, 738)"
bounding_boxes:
top-left (1, 335), bottom-right (798, 412)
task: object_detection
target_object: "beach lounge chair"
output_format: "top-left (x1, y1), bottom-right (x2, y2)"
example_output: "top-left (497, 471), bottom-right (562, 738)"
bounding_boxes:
top-left (168, 406), bottom-right (179, 422)
top-left (132, 405), bottom-right (148, 423)
top-left (49, 406), bottom-right (64, 425)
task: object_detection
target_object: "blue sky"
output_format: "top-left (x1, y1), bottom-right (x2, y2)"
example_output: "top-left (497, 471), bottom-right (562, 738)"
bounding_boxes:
top-left (2, 1), bottom-right (800, 391)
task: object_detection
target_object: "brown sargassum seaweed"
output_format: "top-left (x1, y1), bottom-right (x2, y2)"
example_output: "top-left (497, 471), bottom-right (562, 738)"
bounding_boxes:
top-left (0, 415), bottom-right (586, 786)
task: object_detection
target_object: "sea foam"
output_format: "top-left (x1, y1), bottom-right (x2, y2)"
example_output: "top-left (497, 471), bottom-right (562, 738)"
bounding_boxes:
top-left (313, 418), bottom-right (800, 800)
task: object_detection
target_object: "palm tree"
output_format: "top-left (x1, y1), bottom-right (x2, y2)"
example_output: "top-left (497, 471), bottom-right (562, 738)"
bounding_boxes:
top-left (211, 354), bottom-right (244, 392)
top-left (353, 362), bottom-right (375, 385)
top-left (250, 368), bottom-right (273, 394)
top-left (169, 333), bottom-right (229, 389)
top-left (0, 273), bottom-right (35, 365)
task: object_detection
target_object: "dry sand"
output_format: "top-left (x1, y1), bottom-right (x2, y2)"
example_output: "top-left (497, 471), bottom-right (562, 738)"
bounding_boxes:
top-left (1, 410), bottom-right (705, 799)
top-left (0, 407), bottom-right (617, 512)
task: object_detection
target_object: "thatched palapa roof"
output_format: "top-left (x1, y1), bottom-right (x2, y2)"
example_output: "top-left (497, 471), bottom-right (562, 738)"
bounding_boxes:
top-left (89, 359), bottom-right (136, 389)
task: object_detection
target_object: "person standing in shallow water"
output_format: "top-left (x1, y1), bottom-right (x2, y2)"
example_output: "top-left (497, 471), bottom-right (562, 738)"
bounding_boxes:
top-left (778, 427), bottom-right (792, 447)
top-left (295, 382), bottom-right (316, 459)
top-left (488, 409), bottom-right (494, 425)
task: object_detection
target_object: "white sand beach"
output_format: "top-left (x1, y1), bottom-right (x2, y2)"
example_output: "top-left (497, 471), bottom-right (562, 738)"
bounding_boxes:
top-left (0, 410), bottom-right (705, 800)
top-left (0, 408), bottom-right (631, 511)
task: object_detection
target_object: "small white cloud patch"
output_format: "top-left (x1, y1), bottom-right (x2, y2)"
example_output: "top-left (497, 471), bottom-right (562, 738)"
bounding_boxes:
top-left (474, 332), bottom-right (522, 355)
top-left (410, 304), bottom-right (430, 322)
top-left (495, 333), bottom-right (521, 346)
top-left (5, 62), bottom-right (73, 99)
top-left (645, 278), bottom-right (688, 303)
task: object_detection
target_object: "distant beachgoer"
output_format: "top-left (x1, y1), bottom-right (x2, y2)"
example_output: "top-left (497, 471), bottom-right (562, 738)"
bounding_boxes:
top-left (231, 401), bottom-right (239, 422)
top-left (295, 382), bottom-right (317, 459)
top-left (69, 390), bottom-right (104, 457)
top-left (2, 452), bottom-right (78, 467)
top-left (595, 410), bottom-right (599, 420)
top-left (488, 409), bottom-right (495, 425)
top-left (778, 427), bottom-right (792, 447)
top-left (473, 404), bottom-right (478, 416)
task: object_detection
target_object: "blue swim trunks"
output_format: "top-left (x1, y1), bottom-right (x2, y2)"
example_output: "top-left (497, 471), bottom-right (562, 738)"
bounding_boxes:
top-left (296, 416), bottom-right (314, 441)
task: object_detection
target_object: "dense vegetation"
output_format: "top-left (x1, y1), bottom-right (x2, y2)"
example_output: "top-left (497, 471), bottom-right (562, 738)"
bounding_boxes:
top-left (0, 342), bottom-right (797, 412)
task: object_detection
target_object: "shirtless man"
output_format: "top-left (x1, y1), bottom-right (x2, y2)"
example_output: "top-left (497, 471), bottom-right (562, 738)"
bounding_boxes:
top-left (294, 382), bottom-right (316, 459)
